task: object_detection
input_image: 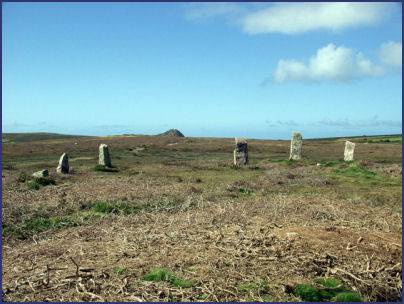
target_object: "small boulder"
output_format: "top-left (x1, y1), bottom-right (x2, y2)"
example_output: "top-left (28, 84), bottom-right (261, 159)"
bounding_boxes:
top-left (32, 169), bottom-right (49, 178)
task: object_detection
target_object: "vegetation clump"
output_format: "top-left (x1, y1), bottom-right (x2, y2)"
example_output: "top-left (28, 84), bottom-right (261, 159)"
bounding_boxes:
top-left (17, 171), bottom-right (28, 182)
top-left (27, 177), bottom-right (56, 190)
top-left (3, 216), bottom-right (77, 240)
top-left (293, 277), bottom-right (363, 302)
top-left (334, 163), bottom-right (376, 179)
top-left (143, 268), bottom-right (193, 288)
top-left (238, 187), bottom-right (253, 195)
top-left (333, 292), bottom-right (363, 302)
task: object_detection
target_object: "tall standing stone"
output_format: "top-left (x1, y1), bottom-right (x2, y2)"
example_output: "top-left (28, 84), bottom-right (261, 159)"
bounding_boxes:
top-left (344, 141), bottom-right (355, 161)
top-left (289, 132), bottom-right (302, 160)
top-left (57, 153), bottom-right (69, 174)
top-left (99, 144), bottom-right (112, 167)
top-left (233, 138), bottom-right (248, 166)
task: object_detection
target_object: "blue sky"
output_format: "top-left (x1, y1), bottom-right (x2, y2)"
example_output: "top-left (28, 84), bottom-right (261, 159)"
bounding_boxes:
top-left (2, 2), bottom-right (402, 139)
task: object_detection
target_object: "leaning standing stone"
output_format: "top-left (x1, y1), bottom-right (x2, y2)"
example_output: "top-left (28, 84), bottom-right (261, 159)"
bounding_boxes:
top-left (233, 138), bottom-right (248, 166)
top-left (57, 153), bottom-right (69, 174)
top-left (32, 169), bottom-right (49, 178)
top-left (344, 141), bottom-right (355, 161)
top-left (99, 144), bottom-right (112, 167)
top-left (289, 132), bottom-right (302, 160)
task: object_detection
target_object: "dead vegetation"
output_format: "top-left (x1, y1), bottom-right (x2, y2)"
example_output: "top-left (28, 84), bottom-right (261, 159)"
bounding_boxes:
top-left (2, 135), bottom-right (402, 302)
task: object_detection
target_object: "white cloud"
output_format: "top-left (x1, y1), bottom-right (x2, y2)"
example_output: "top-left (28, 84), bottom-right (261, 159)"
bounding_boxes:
top-left (379, 41), bottom-right (402, 67)
top-left (273, 43), bottom-right (384, 83)
top-left (242, 2), bottom-right (394, 34)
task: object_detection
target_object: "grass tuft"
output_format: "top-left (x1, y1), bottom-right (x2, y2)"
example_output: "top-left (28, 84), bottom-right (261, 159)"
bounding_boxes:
top-left (114, 266), bottom-right (126, 276)
top-left (333, 292), bottom-right (363, 302)
top-left (143, 268), bottom-right (193, 288)
top-left (238, 187), bottom-right (254, 195)
top-left (315, 277), bottom-right (344, 289)
top-left (293, 284), bottom-right (321, 301)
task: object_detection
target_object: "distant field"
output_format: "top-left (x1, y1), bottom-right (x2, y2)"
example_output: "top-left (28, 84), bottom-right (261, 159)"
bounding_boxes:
top-left (307, 133), bottom-right (402, 143)
top-left (2, 131), bottom-right (402, 143)
top-left (2, 134), bottom-right (402, 302)
top-left (2, 132), bottom-right (90, 143)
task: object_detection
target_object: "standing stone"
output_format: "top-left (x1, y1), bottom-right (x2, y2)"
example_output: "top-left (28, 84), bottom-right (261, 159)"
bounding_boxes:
top-left (344, 141), bottom-right (355, 161)
top-left (289, 132), bottom-right (302, 160)
top-left (57, 153), bottom-right (69, 174)
top-left (32, 169), bottom-right (49, 178)
top-left (99, 144), bottom-right (112, 167)
top-left (233, 138), bottom-right (248, 166)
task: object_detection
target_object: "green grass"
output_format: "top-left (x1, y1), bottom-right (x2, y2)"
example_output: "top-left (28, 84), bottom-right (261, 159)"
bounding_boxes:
top-left (113, 266), bottom-right (126, 276)
top-left (314, 277), bottom-right (344, 289)
top-left (27, 177), bottom-right (56, 190)
top-left (333, 163), bottom-right (376, 180)
top-left (3, 198), bottom-right (185, 240)
top-left (195, 293), bottom-right (209, 300)
top-left (367, 135), bottom-right (402, 144)
top-left (293, 277), bottom-right (362, 302)
top-left (143, 268), bottom-right (193, 288)
top-left (333, 292), bottom-right (363, 302)
top-left (238, 187), bottom-right (254, 195)
top-left (2, 201), bottom-right (135, 239)
top-left (3, 216), bottom-right (78, 240)
top-left (293, 284), bottom-right (321, 301)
